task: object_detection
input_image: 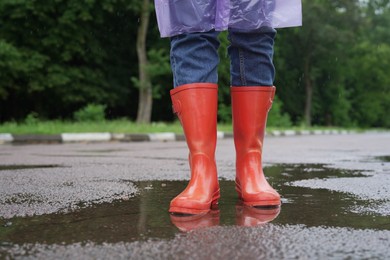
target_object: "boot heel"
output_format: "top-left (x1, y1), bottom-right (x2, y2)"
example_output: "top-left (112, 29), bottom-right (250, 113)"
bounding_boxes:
top-left (211, 198), bottom-right (219, 210)
top-left (211, 188), bottom-right (220, 206)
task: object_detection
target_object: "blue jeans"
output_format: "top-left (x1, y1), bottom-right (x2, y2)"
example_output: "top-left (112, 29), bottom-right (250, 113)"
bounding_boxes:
top-left (170, 28), bottom-right (276, 88)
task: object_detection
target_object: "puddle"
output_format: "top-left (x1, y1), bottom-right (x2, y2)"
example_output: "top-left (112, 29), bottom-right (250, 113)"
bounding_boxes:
top-left (0, 165), bottom-right (63, 171)
top-left (134, 156), bottom-right (187, 161)
top-left (76, 149), bottom-right (128, 153)
top-left (32, 153), bottom-right (120, 158)
top-left (0, 164), bottom-right (389, 246)
top-left (375, 156), bottom-right (390, 162)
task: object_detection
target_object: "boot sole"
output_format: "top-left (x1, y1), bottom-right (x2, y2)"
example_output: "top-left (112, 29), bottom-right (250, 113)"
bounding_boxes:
top-left (236, 186), bottom-right (281, 207)
top-left (169, 189), bottom-right (220, 215)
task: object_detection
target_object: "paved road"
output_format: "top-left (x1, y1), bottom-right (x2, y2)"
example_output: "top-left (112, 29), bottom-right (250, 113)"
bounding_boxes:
top-left (1, 132), bottom-right (390, 259)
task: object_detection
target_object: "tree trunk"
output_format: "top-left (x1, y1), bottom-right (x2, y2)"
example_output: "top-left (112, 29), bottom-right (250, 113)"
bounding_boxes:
top-left (136, 0), bottom-right (152, 124)
top-left (303, 58), bottom-right (313, 126)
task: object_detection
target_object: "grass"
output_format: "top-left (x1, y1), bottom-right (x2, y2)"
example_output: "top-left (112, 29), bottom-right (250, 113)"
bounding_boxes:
top-left (0, 120), bottom-right (184, 135)
top-left (0, 119), bottom-right (366, 135)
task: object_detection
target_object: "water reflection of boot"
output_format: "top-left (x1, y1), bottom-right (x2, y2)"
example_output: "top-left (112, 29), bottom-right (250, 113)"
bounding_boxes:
top-left (170, 209), bottom-right (220, 232)
top-left (235, 203), bottom-right (280, 227)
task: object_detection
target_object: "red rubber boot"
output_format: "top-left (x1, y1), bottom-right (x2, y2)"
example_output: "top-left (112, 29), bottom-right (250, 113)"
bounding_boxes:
top-left (231, 86), bottom-right (281, 207)
top-left (169, 83), bottom-right (220, 215)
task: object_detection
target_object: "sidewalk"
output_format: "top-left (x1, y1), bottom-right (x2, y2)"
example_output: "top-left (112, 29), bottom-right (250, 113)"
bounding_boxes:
top-left (1, 132), bottom-right (389, 259)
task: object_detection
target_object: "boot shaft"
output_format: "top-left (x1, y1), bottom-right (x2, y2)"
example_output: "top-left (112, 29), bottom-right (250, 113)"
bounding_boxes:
top-left (170, 83), bottom-right (218, 156)
top-left (231, 86), bottom-right (275, 153)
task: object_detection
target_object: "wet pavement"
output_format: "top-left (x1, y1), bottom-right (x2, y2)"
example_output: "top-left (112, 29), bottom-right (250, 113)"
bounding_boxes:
top-left (0, 132), bottom-right (390, 259)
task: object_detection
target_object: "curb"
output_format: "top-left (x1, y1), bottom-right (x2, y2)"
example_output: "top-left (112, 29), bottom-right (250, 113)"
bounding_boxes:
top-left (0, 130), bottom-right (361, 144)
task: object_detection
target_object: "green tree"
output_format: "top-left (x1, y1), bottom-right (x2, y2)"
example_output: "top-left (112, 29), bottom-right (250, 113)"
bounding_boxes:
top-left (134, 0), bottom-right (153, 124)
top-left (129, 0), bottom-right (172, 124)
top-left (346, 0), bottom-right (390, 127)
top-left (275, 0), bottom-right (362, 126)
top-left (1, 0), bottom-right (389, 128)
top-left (0, 1), bottom-right (116, 120)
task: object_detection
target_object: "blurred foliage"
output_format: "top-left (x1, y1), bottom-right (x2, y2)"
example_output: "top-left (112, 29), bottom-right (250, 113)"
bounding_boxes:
top-left (0, 0), bottom-right (389, 128)
top-left (24, 112), bottom-right (40, 125)
top-left (268, 96), bottom-right (293, 127)
top-left (73, 103), bottom-right (106, 122)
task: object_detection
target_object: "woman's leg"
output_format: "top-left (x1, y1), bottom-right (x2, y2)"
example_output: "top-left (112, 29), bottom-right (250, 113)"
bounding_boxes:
top-left (228, 27), bottom-right (276, 86)
top-left (228, 28), bottom-right (281, 207)
top-left (169, 31), bottom-right (221, 214)
top-left (170, 30), bottom-right (220, 87)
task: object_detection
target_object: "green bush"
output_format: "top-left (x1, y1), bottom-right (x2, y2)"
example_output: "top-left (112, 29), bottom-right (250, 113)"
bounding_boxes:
top-left (24, 112), bottom-right (40, 125)
top-left (218, 103), bottom-right (232, 123)
top-left (267, 96), bottom-right (292, 127)
top-left (73, 104), bottom-right (106, 122)
top-left (217, 95), bottom-right (292, 127)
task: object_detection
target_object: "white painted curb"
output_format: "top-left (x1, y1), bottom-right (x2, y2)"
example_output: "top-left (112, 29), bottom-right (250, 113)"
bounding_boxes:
top-left (148, 132), bottom-right (176, 142)
top-left (298, 130), bottom-right (311, 135)
top-left (111, 133), bottom-right (126, 140)
top-left (271, 130), bottom-right (282, 136)
top-left (61, 133), bottom-right (112, 142)
top-left (217, 131), bottom-right (225, 139)
top-left (283, 130), bottom-right (296, 136)
top-left (0, 133), bottom-right (13, 143)
top-left (0, 129), bottom-right (372, 144)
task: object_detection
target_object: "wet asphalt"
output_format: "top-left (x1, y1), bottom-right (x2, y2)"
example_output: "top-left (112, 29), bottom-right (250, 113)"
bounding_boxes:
top-left (0, 132), bottom-right (390, 259)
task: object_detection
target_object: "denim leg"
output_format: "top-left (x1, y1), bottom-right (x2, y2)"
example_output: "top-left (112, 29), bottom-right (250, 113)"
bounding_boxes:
top-left (228, 27), bottom-right (276, 86)
top-left (170, 30), bottom-right (220, 88)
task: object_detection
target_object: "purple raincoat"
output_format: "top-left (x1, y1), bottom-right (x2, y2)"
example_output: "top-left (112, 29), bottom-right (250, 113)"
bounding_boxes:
top-left (154, 0), bottom-right (302, 37)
